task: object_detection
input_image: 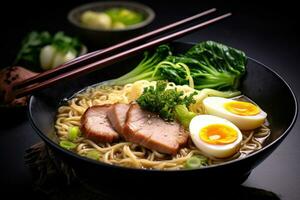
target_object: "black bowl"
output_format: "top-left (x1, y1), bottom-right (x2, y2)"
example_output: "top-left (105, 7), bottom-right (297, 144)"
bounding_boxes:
top-left (68, 1), bottom-right (155, 48)
top-left (28, 42), bottom-right (298, 186)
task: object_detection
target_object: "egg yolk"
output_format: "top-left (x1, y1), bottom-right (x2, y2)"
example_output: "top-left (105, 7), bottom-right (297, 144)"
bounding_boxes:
top-left (199, 124), bottom-right (238, 145)
top-left (224, 101), bottom-right (260, 116)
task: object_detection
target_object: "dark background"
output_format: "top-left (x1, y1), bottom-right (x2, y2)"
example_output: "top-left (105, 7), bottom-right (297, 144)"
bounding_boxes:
top-left (0, 0), bottom-right (299, 199)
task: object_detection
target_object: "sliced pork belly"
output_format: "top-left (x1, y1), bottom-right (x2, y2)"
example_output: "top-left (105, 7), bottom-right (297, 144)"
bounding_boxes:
top-left (107, 103), bottom-right (130, 134)
top-left (81, 105), bottom-right (119, 143)
top-left (123, 104), bottom-right (189, 155)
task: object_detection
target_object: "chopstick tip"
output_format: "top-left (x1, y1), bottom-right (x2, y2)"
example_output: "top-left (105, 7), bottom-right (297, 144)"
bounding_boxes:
top-left (220, 12), bottom-right (232, 19)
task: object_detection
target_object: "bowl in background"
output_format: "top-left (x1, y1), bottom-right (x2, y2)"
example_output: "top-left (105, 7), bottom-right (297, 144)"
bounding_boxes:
top-left (68, 1), bottom-right (155, 48)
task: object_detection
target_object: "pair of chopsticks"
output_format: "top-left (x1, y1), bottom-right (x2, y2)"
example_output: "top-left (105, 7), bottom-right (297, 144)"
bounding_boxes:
top-left (13, 8), bottom-right (231, 98)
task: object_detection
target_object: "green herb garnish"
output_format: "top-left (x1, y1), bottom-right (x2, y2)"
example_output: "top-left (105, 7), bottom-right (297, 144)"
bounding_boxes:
top-left (136, 81), bottom-right (196, 121)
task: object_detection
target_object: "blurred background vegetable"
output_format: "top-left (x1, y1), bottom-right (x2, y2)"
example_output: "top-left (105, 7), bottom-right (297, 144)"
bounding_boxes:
top-left (14, 31), bottom-right (85, 71)
top-left (80, 7), bottom-right (144, 30)
top-left (81, 11), bottom-right (112, 29)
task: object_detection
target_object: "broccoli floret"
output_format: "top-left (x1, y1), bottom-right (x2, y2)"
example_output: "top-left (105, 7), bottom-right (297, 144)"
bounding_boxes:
top-left (136, 81), bottom-right (196, 121)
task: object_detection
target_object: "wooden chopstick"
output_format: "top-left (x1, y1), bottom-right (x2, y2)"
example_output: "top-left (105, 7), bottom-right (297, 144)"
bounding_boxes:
top-left (14, 8), bottom-right (216, 89)
top-left (14, 13), bottom-right (231, 98)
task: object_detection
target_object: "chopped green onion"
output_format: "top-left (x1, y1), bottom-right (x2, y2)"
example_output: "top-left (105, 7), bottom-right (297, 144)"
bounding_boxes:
top-left (68, 126), bottom-right (81, 141)
top-left (59, 140), bottom-right (77, 150)
top-left (184, 155), bottom-right (208, 169)
top-left (86, 150), bottom-right (100, 160)
top-left (194, 155), bottom-right (208, 165)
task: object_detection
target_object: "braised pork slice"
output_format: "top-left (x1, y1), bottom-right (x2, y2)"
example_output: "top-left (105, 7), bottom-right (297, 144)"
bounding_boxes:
top-left (123, 104), bottom-right (189, 155)
top-left (81, 105), bottom-right (119, 143)
top-left (107, 103), bottom-right (130, 134)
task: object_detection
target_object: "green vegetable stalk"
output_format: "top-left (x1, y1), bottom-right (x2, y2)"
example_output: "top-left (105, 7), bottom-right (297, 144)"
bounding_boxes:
top-left (108, 45), bottom-right (171, 85)
top-left (199, 88), bottom-right (241, 98)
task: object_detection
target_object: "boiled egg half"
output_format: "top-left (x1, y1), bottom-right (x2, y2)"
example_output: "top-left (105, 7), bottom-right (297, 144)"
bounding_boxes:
top-left (203, 97), bottom-right (267, 130)
top-left (189, 115), bottom-right (243, 158)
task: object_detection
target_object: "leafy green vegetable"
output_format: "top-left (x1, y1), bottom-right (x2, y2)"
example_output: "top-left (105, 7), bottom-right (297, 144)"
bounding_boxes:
top-left (109, 41), bottom-right (247, 91)
top-left (14, 31), bottom-right (83, 71)
top-left (136, 81), bottom-right (196, 121)
top-left (155, 41), bottom-right (246, 90)
top-left (14, 31), bottom-right (51, 70)
top-left (185, 41), bottom-right (246, 76)
top-left (51, 32), bottom-right (82, 55)
top-left (184, 155), bottom-right (208, 169)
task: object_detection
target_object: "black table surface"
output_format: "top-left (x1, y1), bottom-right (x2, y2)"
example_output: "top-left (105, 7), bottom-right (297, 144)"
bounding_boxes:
top-left (0, 0), bottom-right (299, 199)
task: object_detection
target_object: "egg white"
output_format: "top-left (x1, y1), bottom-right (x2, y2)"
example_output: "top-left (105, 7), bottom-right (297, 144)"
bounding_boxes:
top-left (203, 97), bottom-right (267, 130)
top-left (189, 115), bottom-right (243, 158)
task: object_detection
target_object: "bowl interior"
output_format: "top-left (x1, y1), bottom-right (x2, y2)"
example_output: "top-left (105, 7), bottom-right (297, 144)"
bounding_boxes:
top-left (68, 1), bottom-right (155, 31)
top-left (28, 41), bottom-right (297, 176)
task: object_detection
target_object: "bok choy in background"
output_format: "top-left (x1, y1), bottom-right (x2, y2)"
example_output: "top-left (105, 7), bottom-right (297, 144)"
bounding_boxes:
top-left (13, 31), bottom-right (86, 71)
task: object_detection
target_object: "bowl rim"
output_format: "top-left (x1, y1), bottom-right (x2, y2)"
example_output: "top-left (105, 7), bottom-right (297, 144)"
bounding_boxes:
top-left (28, 45), bottom-right (298, 173)
top-left (68, 1), bottom-right (156, 32)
